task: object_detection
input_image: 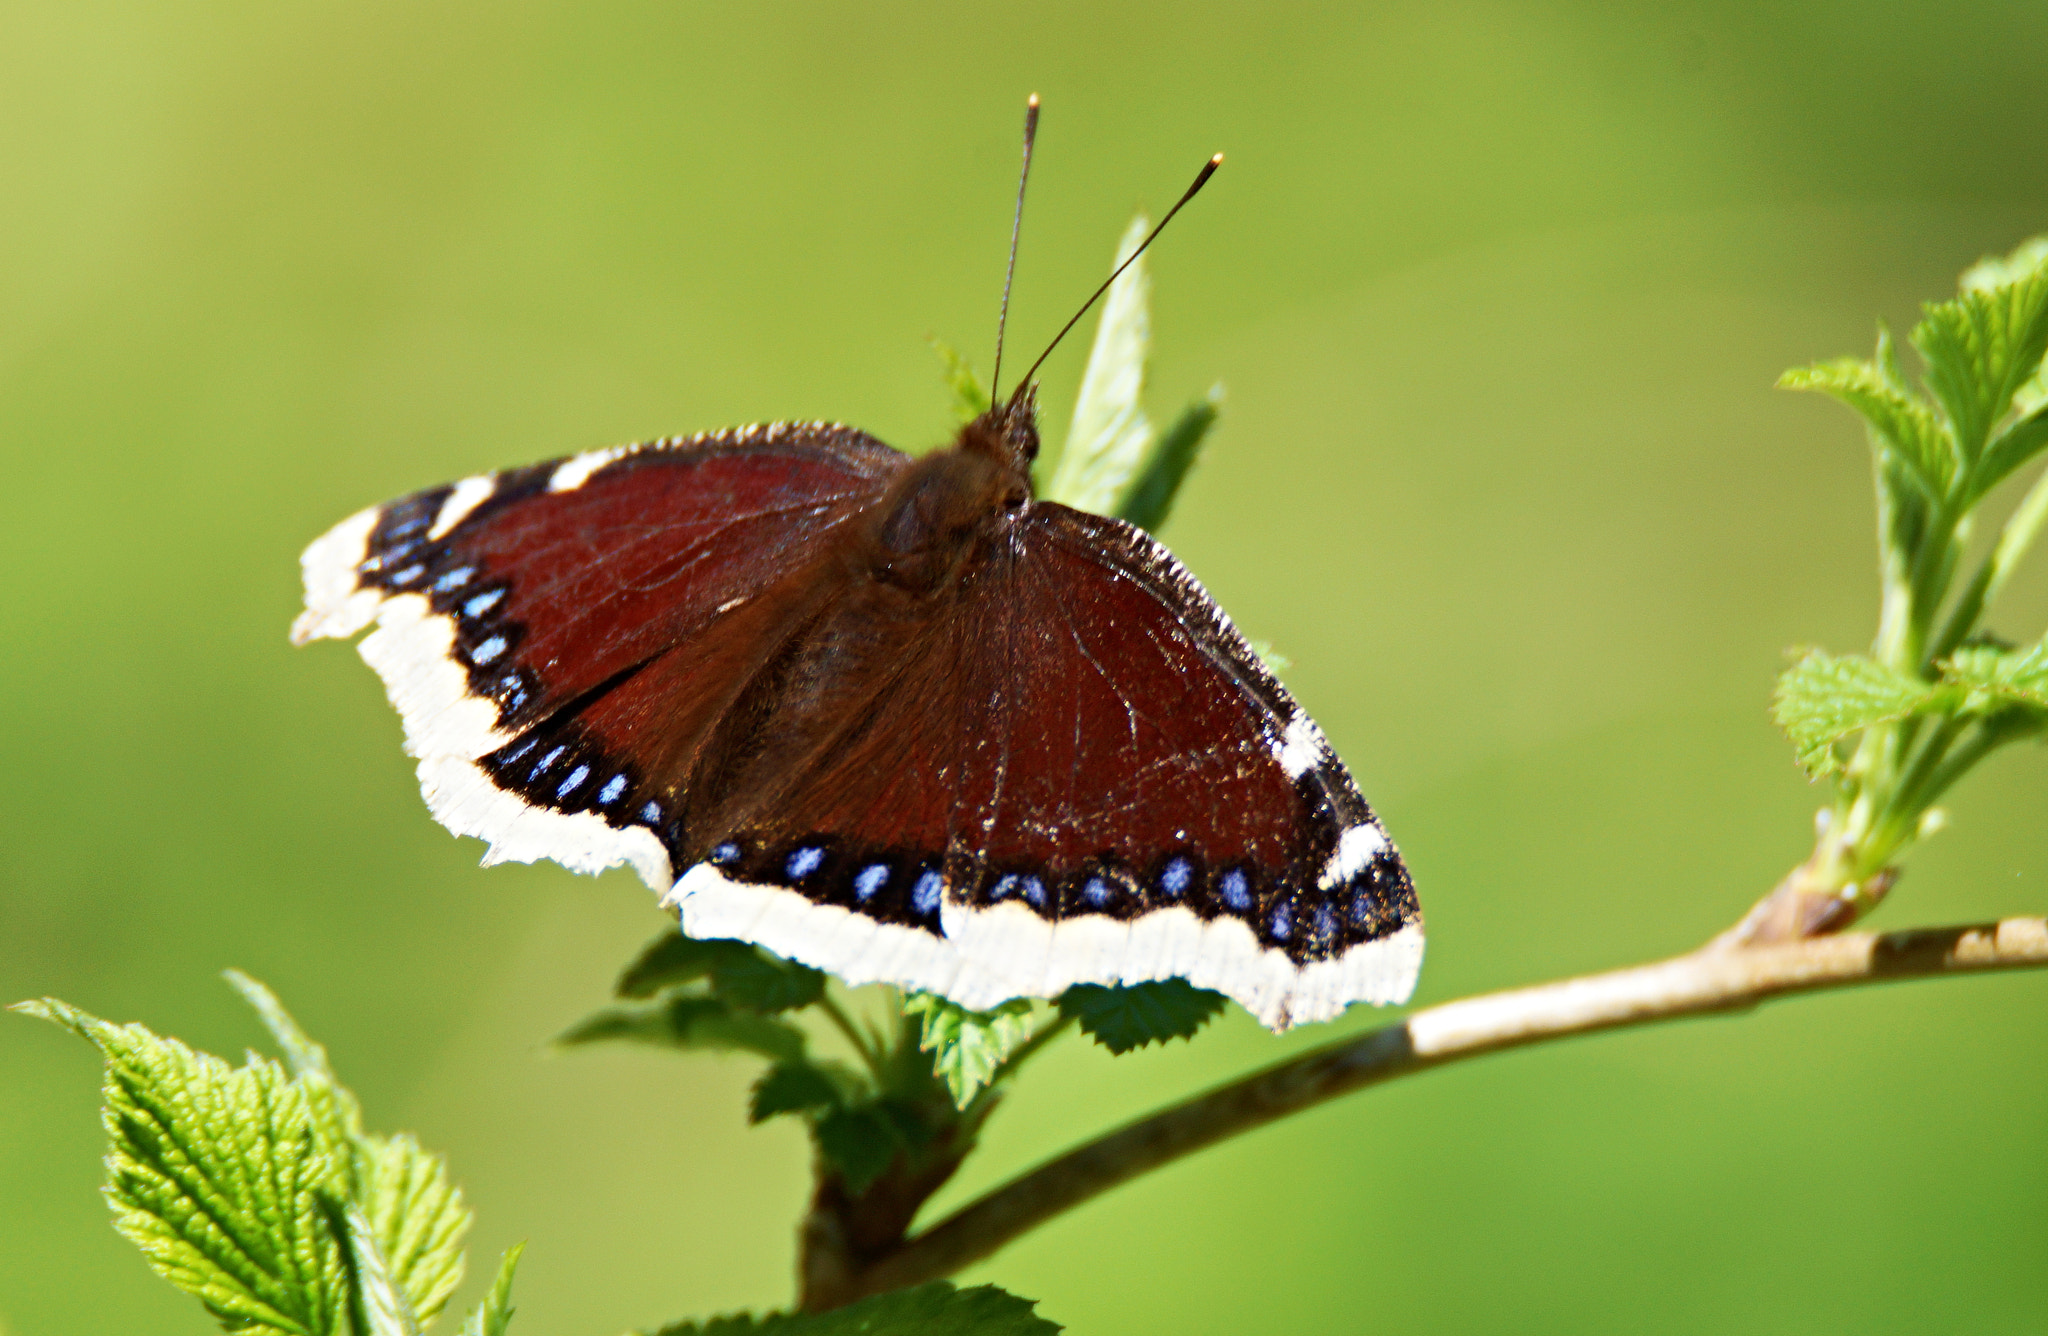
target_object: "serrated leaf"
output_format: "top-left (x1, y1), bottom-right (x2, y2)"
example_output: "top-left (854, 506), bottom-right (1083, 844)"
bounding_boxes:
top-left (460, 1242), bottom-right (524, 1336)
top-left (1057, 980), bottom-right (1228, 1055)
top-left (1780, 344), bottom-right (1956, 500)
top-left (224, 971), bottom-right (346, 1097)
top-left (750, 1061), bottom-right (854, 1124)
top-left (225, 972), bottom-right (472, 1323)
top-left (616, 932), bottom-right (825, 1013)
top-left (1045, 215), bottom-right (1153, 515)
top-left (932, 338), bottom-right (992, 425)
top-left (1967, 409), bottom-right (2048, 507)
top-left (902, 994), bottom-right (1035, 1107)
top-left (616, 931), bottom-right (740, 996)
top-left (357, 1132), bottom-right (469, 1323)
top-left (1943, 640), bottom-right (2048, 712)
top-left (1772, 651), bottom-right (1951, 775)
top-left (640, 1282), bottom-right (1061, 1336)
top-left (1918, 241), bottom-right (2048, 462)
top-left (705, 950), bottom-right (828, 1014)
top-left (12, 997), bottom-right (353, 1336)
top-left (224, 970), bottom-right (363, 1153)
top-left (556, 995), bottom-right (808, 1063)
top-left (811, 1104), bottom-right (905, 1195)
top-left (345, 1200), bottom-right (424, 1336)
top-left (1115, 384), bottom-right (1222, 534)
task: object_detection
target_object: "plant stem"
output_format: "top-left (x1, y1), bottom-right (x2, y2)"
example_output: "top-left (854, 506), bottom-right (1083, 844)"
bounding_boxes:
top-left (822, 914), bottom-right (2048, 1305)
top-left (1931, 465), bottom-right (2048, 662)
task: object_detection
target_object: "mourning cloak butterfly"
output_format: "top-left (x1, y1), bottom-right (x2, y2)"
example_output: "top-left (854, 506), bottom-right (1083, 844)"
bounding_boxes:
top-left (292, 111), bottom-right (1422, 1030)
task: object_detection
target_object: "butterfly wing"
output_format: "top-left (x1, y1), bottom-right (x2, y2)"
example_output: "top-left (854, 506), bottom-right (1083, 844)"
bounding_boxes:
top-left (293, 423), bottom-right (909, 889)
top-left (669, 500), bottom-right (1422, 1030)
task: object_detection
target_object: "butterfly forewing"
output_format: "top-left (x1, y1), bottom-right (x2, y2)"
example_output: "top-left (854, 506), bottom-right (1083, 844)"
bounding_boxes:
top-left (292, 424), bottom-right (909, 888)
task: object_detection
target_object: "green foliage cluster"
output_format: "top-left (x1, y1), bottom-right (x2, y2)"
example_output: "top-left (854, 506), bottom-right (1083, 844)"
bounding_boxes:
top-left (11, 976), bottom-right (510, 1336)
top-left (15, 975), bottom-right (1056, 1335)
top-left (560, 927), bottom-right (1228, 1194)
top-left (1773, 237), bottom-right (2048, 900)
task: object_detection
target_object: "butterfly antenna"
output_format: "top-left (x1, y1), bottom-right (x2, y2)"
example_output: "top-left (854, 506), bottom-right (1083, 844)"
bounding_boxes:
top-left (1014, 152), bottom-right (1223, 397)
top-left (989, 93), bottom-right (1041, 405)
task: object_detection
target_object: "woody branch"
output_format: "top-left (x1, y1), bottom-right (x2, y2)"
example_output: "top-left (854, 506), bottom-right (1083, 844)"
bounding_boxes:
top-left (816, 910), bottom-right (2048, 1307)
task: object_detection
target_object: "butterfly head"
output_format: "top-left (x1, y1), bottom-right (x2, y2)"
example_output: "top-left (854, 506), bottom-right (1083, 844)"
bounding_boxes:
top-left (866, 386), bottom-right (1038, 592)
top-left (958, 381), bottom-right (1041, 475)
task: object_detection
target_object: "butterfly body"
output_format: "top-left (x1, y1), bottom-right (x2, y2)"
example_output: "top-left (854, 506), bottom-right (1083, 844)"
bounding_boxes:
top-left (295, 396), bottom-right (1422, 1028)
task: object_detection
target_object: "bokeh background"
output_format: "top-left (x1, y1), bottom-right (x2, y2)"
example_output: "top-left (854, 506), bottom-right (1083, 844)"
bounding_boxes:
top-left (4, 2), bottom-right (2046, 1333)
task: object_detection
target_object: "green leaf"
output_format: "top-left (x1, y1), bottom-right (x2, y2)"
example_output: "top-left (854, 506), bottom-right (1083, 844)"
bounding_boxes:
top-left (356, 1132), bottom-right (469, 1323)
top-left (1780, 341), bottom-right (1955, 500)
top-left (224, 970), bottom-right (364, 1153)
top-left (707, 950), bottom-right (829, 1014)
top-left (1922, 237), bottom-right (2048, 461)
top-left (1057, 980), bottom-right (1229, 1055)
top-left (1772, 651), bottom-right (1951, 776)
top-left (1943, 640), bottom-right (2048, 712)
top-left (811, 1104), bottom-right (907, 1194)
top-left (616, 932), bottom-right (826, 1013)
top-left (640, 1281), bottom-right (1061, 1336)
top-left (931, 338), bottom-right (992, 425)
top-left (460, 1242), bottom-right (525, 1336)
top-left (616, 930), bottom-right (735, 995)
top-left (1115, 384), bottom-right (1223, 534)
top-left (226, 972), bottom-right (470, 1324)
top-left (1967, 408), bottom-right (2048, 507)
top-left (556, 995), bottom-right (807, 1063)
top-left (1044, 215), bottom-right (1153, 515)
top-left (224, 971), bottom-right (347, 1096)
top-left (344, 1200), bottom-right (425, 1336)
top-left (11, 997), bottom-right (353, 1336)
top-left (750, 1061), bottom-right (855, 1124)
top-left (902, 993), bottom-right (1036, 1107)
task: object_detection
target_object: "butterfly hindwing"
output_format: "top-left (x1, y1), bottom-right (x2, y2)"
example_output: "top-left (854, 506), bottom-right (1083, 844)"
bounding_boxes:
top-left (667, 502), bottom-right (1421, 1028)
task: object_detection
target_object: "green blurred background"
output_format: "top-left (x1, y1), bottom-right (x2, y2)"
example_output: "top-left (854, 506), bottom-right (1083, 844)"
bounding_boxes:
top-left (4, 2), bottom-right (2045, 1332)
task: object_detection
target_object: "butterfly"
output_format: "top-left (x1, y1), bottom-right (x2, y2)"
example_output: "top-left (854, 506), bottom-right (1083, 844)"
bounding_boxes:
top-left (291, 107), bottom-right (1421, 1031)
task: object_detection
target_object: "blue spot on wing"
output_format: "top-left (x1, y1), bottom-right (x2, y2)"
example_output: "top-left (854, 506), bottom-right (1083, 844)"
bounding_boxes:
top-left (786, 846), bottom-right (825, 880)
top-left (911, 870), bottom-right (943, 915)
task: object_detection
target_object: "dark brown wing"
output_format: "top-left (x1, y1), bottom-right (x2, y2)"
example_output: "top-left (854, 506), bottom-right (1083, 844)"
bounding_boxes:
top-left (292, 423), bottom-right (908, 889)
top-left (667, 501), bottom-right (1421, 1029)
